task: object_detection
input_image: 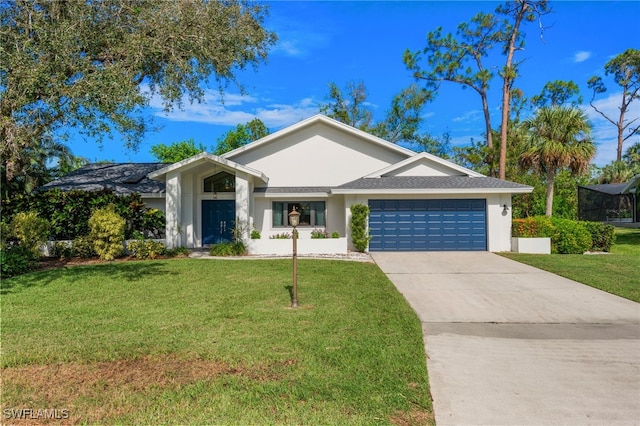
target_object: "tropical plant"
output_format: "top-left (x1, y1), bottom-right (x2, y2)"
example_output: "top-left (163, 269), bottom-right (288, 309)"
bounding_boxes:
top-left (350, 204), bottom-right (372, 252)
top-left (520, 106), bottom-right (595, 216)
top-left (10, 211), bottom-right (50, 257)
top-left (89, 206), bottom-right (126, 261)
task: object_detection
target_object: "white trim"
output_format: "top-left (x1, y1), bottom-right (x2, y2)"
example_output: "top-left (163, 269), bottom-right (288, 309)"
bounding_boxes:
top-left (364, 152), bottom-right (484, 178)
top-left (256, 192), bottom-right (332, 198)
top-left (148, 152), bottom-right (268, 183)
top-left (221, 114), bottom-right (416, 160)
top-left (331, 187), bottom-right (533, 195)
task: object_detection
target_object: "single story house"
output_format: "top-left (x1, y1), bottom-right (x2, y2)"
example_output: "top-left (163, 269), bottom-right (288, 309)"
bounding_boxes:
top-left (44, 114), bottom-right (533, 253)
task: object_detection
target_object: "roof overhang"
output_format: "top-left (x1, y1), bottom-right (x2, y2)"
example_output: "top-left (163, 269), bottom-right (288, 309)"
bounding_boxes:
top-left (148, 152), bottom-right (268, 183)
top-left (331, 187), bottom-right (534, 195)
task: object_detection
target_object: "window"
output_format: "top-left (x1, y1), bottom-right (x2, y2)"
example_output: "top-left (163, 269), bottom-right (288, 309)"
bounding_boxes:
top-left (272, 201), bottom-right (326, 227)
top-left (204, 172), bottom-right (235, 192)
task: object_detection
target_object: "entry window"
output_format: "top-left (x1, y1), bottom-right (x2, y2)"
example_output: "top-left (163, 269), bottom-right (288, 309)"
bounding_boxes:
top-left (272, 201), bottom-right (326, 227)
top-left (204, 172), bottom-right (235, 192)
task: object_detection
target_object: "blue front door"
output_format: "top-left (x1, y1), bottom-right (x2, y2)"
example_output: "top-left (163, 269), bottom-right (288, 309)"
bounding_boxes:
top-left (202, 200), bottom-right (235, 245)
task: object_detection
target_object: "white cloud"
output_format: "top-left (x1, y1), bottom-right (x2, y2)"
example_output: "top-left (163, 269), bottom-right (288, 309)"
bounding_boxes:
top-left (452, 109), bottom-right (483, 123)
top-left (573, 51), bottom-right (592, 63)
top-left (148, 88), bottom-right (318, 129)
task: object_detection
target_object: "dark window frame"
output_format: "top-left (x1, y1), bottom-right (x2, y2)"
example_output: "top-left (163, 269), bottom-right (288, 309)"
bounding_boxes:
top-left (204, 172), bottom-right (235, 193)
top-left (272, 201), bottom-right (326, 228)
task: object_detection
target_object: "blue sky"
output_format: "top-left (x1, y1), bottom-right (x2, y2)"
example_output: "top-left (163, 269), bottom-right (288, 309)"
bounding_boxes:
top-left (69, 0), bottom-right (640, 167)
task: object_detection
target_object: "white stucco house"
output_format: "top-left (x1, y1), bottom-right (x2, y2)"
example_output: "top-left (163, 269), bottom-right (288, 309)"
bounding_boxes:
top-left (143, 114), bottom-right (532, 253)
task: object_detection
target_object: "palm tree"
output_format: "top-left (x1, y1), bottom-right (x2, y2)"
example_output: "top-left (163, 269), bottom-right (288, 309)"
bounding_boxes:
top-left (520, 106), bottom-right (596, 216)
top-left (597, 160), bottom-right (637, 184)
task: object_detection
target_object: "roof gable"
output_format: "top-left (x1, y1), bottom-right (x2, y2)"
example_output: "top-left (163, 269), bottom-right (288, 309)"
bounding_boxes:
top-left (365, 152), bottom-right (484, 178)
top-left (222, 114), bottom-right (415, 161)
top-left (147, 152), bottom-right (268, 182)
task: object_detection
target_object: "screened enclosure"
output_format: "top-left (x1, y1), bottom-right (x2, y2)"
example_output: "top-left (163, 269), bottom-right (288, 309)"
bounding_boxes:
top-left (578, 179), bottom-right (639, 223)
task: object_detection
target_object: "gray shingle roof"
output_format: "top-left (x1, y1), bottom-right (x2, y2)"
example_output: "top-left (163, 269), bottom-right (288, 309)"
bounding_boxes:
top-left (39, 163), bottom-right (166, 195)
top-left (335, 176), bottom-right (532, 190)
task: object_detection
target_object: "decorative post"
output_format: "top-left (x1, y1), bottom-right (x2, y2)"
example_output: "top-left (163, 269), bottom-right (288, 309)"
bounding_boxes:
top-left (288, 207), bottom-right (300, 308)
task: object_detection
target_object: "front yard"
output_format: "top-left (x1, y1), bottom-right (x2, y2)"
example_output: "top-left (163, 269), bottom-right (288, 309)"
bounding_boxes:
top-left (502, 227), bottom-right (640, 302)
top-left (0, 259), bottom-right (433, 425)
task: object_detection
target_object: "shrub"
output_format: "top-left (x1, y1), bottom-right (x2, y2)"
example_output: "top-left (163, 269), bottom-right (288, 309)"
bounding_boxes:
top-left (250, 229), bottom-right (261, 239)
top-left (166, 246), bottom-right (190, 257)
top-left (581, 221), bottom-right (615, 252)
top-left (11, 211), bottom-right (50, 257)
top-left (1, 244), bottom-right (37, 278)
top-left (50, 241), bottom-right (73, 258)
top-left (549, 218), bottom-right (592, 254)
top-left (331, 231), bottom-right (340, 238)
top-left (350, 204), bottom-right (372, 252)
top-left (72, 235), bottom-right (97, 258)
top-left (127, 239), bottom-right (166, 259)
top-left (209, 241), bottom-right (246, 256)
top-left (89, 206), bottom-right (126, 260)
top-left (512, 216), bottom-right (555, 238)
top-left (269, 232), bottom-right (291, 239)
top-left (310, 229), bottom-right (328, 239)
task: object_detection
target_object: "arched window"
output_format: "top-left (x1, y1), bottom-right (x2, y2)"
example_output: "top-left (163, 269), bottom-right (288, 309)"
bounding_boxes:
top-left (204, 172), bottom-right (235, 192)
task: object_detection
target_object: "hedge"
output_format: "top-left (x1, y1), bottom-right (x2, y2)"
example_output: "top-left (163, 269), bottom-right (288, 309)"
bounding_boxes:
top-left (512, 217), bottom-right (615, 253)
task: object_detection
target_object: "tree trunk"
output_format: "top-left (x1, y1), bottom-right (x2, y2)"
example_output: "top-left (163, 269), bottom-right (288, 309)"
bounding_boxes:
top-left (545, 170), bottom-right (555, 216)
top-left (481, 92), bottom-right (493, 150)
top-left (617, 89), bottom-right (627, 161)
top-left (499, 1), bottom-right (528, 180)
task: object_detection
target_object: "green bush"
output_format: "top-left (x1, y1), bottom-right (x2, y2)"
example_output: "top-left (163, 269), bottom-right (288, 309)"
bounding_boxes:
top-left (512, 216), bottom-right (555, 238)
top-left (89, 206), bottom-right (126, 260)
top-left (72, 235), bottom-right (97, 258)
top-left (1, 245), bottom-right (37, 278)
top-left (250, 229), bottom-right (261, 239)
top-left (581, 221), bottom-right (615, 252)
top-left (209, 241), bottom-right (246, 256)
top-left (331, 231), bottom-right (340, 238)
top-left (166, 246), bottom-right (190, 257)
top-left (50, 241), bottom-right (73, 258)
top-left (10, 211), bottom-right (50, 257)
top-left (269, 232), bottom-right (291, 239)
top-left (350, 204), bottom-right (372, 252)
top-left (549, 218), bottom-right (592, 254)
top-left (311, 228), bottom-right (328, 239)
top-left (127, 239), bottom-right (166, 259)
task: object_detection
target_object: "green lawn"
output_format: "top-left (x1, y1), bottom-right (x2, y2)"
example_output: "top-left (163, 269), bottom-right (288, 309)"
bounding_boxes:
top-left (501, 227), bottom-right (640, 302)
top-left (0, 259), bottom-right (433, 425)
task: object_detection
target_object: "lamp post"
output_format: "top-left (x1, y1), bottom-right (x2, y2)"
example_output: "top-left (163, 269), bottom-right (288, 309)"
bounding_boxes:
top-left (288, 207), bottom-right (300, 308)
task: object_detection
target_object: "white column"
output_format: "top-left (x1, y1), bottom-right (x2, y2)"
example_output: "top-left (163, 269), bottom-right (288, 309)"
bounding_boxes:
top-left (165, 171), bottom-right (182, 248)
top-left (235, 172), bottom-right (250, 241)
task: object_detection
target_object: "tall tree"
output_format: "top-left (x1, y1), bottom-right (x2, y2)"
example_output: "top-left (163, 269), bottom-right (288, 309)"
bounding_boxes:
top-left (319, 81), bottom-right (373, 131)
top-left (520, 106), bottom-right (595, 216)
top-left (150, 139), bottom-right (208, 163)
top-left (496, 0), bottom-right (550, 180)
top-left (623, 141), bottom-right (640, 166)
top-left (404, 12), bottom-right (499, 150)
top-left (0, 0), bottom-right (276, 183)
top-left (214, 118), bottom-right (270, 155)
top-left (587, 48), bottom-right (640, 161)
top-left (531, 80), bottom-right (583, 108)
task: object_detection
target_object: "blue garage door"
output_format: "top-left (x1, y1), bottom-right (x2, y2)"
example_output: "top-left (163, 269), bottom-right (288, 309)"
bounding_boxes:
top-left (369, 199), bottom-right (487, 251)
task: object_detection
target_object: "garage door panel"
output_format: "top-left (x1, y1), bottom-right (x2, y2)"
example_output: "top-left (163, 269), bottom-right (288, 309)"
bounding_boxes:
top-left (368, 199), bottom-right (487, 251)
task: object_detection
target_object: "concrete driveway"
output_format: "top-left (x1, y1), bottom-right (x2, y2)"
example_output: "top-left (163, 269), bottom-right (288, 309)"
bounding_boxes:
top-left (372, 252), bottom-right (640, 425)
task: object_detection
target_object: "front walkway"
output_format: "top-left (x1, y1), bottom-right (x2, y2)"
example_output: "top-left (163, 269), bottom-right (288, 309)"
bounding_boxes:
top-left (372, 251), bottom-right (640, 425)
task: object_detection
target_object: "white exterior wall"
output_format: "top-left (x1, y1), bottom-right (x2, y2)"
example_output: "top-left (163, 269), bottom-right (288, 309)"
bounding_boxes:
top-left (229, 123), bottom-right (407, 187)
top-left (389, 161), bottom-right (464, 177)
top-left (142, 197), bottom-right (166, 212)
top-left (252, 196), bottom-right (344, 239)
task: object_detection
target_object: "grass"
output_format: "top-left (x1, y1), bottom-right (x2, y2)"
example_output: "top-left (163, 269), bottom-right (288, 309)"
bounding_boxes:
top-left (0, 258), bottom-right (433, 425)
top-left (501, 227), bottom-right (640, 303)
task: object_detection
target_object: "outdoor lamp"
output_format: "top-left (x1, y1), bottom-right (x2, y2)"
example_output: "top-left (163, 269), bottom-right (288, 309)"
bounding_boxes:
top-left (288, 207), bottom-right (300, 308)
top-left (503, 204), bottom-right (509, 214)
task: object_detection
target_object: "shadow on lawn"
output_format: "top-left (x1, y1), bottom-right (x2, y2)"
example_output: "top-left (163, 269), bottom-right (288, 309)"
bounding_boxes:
top-left (1, 261), bottom-right (176, 295)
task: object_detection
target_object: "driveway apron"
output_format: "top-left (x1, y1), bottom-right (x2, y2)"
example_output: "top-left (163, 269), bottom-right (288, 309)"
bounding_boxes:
top-left (372, 252), bottom-right (640, 425)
